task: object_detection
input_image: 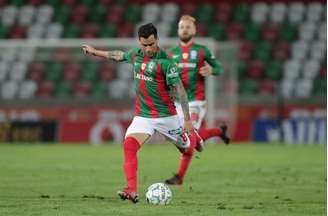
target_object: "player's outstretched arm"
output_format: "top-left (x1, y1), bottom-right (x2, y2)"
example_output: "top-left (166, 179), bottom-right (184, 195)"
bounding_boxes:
top-left (174, 80), bottom-right (193, 134)
top-left (82, 44), bottom-right (124, 61)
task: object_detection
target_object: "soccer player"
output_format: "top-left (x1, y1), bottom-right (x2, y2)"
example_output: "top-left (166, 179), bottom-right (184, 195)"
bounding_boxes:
top-left (82, 23), bottom-right (201, 203)
top-left (164, 15), bottom-right (230, 185)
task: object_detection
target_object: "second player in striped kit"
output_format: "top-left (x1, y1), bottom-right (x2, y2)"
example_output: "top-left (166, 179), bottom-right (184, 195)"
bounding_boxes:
top-left (165, 15), bottom-right (231, 185)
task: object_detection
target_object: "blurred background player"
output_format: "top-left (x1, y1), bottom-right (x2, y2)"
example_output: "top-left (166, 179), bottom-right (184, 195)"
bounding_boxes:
top-left (82, 23), bottom-right (200, 203)
top-left (165, 15), bottom-right (230, 185)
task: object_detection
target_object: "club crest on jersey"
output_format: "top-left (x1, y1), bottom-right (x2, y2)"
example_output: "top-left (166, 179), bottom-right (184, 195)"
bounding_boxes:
top-left (190, 50), bottom-right (197, 59)
top-left (141, 63), bottom-right (146, 70)
top-left (182, 53), bottom-right (189, 59)
top-left (167, 66), bottom-right (178, 78)
top-left (147, 61), bottom-right (155, 72)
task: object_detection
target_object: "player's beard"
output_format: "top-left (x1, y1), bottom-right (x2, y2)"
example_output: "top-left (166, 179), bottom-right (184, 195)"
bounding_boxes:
top-left (145, 51), bottom-right (154, 57)
top-left (180, 35), bottom-right (193, 43)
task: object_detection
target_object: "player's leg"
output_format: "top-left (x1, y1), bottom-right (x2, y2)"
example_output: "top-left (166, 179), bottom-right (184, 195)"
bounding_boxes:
top-left (165, 132), bottom-right (197, 185)
top-left (118, 117), bottom-right (153, 203)
top-left (198, 124), bottom-right (230, 144)
top-left (155, 115), bottom-right (198, 185)
top-left (176, 102), bottom-right (204, 152)
top-left (189, 102), bottom-right (206, 151)
top-left (189, 101), bottom-right (206, 130)
top-left (191, 101), bottom-right (230, 145)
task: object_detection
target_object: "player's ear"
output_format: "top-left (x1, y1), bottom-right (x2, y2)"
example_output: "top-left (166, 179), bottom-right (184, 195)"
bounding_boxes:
top-left (192, 24), bottom-right (196, 36)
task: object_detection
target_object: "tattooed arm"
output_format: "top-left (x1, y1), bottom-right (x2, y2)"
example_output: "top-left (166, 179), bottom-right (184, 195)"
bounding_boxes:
top-left (174, 80), bottom-right (193, 134)
top-left (82, 44), bottom-right (124, 61)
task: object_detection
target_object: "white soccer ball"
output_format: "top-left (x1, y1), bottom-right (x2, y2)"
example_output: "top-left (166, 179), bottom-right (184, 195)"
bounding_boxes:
top-left (145, 183), bottom-right (172, 205)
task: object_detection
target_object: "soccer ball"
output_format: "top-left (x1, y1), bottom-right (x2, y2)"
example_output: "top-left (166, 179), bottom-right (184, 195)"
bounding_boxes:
top-left (145, 183), bottom-right (172, 205)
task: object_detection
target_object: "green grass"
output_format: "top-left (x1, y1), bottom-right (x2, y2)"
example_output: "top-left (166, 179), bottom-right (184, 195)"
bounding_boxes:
top-left (0, 143), bottom-right (326, 216)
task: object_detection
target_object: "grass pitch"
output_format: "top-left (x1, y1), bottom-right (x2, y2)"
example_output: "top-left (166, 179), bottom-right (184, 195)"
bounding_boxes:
top-left (0, 143), bottom-right (326, 216)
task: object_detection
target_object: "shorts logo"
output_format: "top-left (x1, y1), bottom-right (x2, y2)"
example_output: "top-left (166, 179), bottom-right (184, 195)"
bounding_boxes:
top-left (176, 133), bottom-right (189, 148)
top-left (168, 127), bottom-right (183, 135)
top-left (190, 50), bottom-right (197, 59)
top-left (179, 133), bottom-right (188, 142)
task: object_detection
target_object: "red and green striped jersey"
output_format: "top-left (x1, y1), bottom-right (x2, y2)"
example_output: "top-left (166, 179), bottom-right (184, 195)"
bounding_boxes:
top-left (166, 42), bottom-right (224, 101)
top-left (123, 48), bottom-right (180, 118)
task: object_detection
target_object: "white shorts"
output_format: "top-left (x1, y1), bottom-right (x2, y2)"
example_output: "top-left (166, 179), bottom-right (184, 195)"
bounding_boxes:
top-left (175, 100), bottom-right (207, 130)
top-left (125, 115), bottom-right (190, 149)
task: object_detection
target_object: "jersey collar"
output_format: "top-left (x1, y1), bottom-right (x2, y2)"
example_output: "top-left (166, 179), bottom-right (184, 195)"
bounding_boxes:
top-left (139, 47), bottom-right (161, 59)
top-left (179, 39), bottom-right (194, 48)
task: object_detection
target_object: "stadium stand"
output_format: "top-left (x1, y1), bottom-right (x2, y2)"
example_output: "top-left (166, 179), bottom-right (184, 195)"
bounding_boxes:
top-left (0, 1), bottom-right (326, 99)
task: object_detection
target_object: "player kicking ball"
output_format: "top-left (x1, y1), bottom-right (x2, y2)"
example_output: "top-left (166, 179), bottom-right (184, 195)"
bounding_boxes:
top-left (164, 15), bottom-right (230, 185)
top-left (82, 23), bottom-right (202, 203)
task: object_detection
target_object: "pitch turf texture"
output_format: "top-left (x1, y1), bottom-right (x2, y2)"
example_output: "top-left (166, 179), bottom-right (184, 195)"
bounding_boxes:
top-left (0, 143), bottom-right (326, 216)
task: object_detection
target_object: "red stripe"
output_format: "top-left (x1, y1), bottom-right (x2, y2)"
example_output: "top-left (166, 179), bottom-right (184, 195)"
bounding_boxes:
top-left (155, 63), bottom-right (177, 115)
top-left (132, 53), bottom-right (140, 115)
top-left (131, 53), bottom-right (137, 64)
top-left (139, 57), bottom-right (158, 118)
top-left (181, 46), bottom-right (190, 90)
top-left (195, 48), bottom-right (205, 100)
top-left (135, 92), bottom-right (141, 116)
top-left (169, 50), bottom-right (174, 58)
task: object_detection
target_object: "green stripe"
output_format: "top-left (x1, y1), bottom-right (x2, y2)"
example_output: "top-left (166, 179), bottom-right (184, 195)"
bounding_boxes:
top-left (187, 70), bottom-right (197, 101)
top-left (188, 46), bottom-right (202, 101)
top-left (135, 65), bottom-right (151, 118)
top-left (146, 65), bottom-right (171, 117)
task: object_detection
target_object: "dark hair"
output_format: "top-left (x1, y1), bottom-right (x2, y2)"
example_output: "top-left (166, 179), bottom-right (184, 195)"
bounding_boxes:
top-left (138, 23), bottom-right (158, 39)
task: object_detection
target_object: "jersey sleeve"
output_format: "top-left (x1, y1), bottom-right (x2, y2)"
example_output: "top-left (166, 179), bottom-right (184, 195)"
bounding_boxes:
top-left (165, 47), bottom-right (173, 58)
top-left (162, 60), bottom-right (180, 86)
top-left (121, 48), bottom-right (138, 64)
top-left (203, 46), bottom-right (224, 76)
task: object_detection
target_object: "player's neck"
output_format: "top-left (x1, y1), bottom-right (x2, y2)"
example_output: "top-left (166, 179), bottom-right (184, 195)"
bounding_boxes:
top-left (180, 39), bottom-right (194, 47)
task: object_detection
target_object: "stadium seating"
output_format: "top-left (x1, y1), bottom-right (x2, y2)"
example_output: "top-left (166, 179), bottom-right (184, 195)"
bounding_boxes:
top-left (56, 81), bottom-right (72, 97)
top-left (18, 80), bottom-right (37, 99)
top-left (38, 80), bottom-right (54, 97)
top-left (0, 1), bottom-right (325, 99)
top-left (74, 81), bottom-right (91, 97)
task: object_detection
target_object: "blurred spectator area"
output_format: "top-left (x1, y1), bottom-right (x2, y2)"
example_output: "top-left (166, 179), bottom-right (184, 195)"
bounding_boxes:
top-left (0, 0), bottom-right (326, 103)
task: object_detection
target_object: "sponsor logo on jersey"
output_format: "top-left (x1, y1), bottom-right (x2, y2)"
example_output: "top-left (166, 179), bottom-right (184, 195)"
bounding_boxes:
top-left (178, 63), bottom-right (197, 68)
top-left (182, 53), bottom-right (189, 59)
top-left (190, 50), bottom-right (197, 59)
top-left (172, 55), bottom-right (180, 59)
top-left (136, 73), bottom-right (153, 81)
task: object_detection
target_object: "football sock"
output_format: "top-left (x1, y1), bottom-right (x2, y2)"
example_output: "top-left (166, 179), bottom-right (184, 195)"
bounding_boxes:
top-left (177, 132), bottom-right (197, 179)
top-left (198, 128), bottom-right (222, 141)
top-left (123, 136), bottom-right (141, 192)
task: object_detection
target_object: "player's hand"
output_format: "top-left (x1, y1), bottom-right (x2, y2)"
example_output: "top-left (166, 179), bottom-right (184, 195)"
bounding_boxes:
top-left (199, 62), bottom-right (213, 76)
top-left (183, 120), bottom-right (194, 134)
top-left (82, 44), bottom-right (96, 56)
